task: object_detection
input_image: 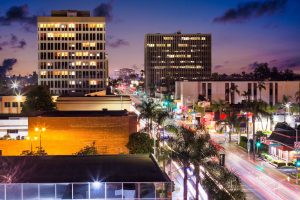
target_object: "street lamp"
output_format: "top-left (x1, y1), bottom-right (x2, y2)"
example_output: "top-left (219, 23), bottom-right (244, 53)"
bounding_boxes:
top-left (11, 81), bottom-right (19, 89)
top-left (26, 136), bottom-right (38, 153)
top-left (35, 127), bottom-right (46, 155)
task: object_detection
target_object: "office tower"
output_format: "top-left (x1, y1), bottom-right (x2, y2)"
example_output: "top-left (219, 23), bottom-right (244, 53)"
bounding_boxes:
top-left (38, 10), bottom-right (108, 95)
top-left (144, 32), bottom-right (211, 93)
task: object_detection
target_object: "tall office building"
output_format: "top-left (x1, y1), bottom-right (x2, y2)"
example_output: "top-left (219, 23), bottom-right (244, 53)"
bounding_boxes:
top-left (144, 32), bottom-right (211, 93)
top-left (38, 10), bottom-right (108, 95)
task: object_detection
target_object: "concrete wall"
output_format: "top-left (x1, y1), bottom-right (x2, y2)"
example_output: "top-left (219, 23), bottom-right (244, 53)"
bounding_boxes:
top-left (0, 117), bottom-right (28, 139)
top-left (175, 81), bottom-right (300, 105)
top-left (0, 114), bottom-right (137, 155)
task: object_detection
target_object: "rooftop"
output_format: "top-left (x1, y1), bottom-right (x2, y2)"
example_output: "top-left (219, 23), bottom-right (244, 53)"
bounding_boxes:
top-left (0, 155), bottom-right (170, 183)
top-left (36, 110), bottom-right (133, 117)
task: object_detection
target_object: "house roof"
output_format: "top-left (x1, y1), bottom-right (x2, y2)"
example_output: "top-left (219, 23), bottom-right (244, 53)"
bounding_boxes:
top-left (0, 155), bottom-right (170, 183)
top-left (268, 127), bottom-right (300, 149)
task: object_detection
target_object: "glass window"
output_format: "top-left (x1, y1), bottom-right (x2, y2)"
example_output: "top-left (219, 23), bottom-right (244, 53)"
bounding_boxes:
top-left (4, 102), bottom-right (10, 107)
top-left (123, 183), bottom-right (138, 199)
top-left (40, 184), bottom-right (55, 199)
top-left (6, 184), bottom-right (21, 200)
top-left (106, 183), bottom-right (122, 199)
top-left (0, 184), bottom-right (4, 200)
top-left (140, 183), bottom-right (155, 199)
top-left (56, 184), bottom-right (72, 199)
top-left (73, 183), bottom-right (89, 199)
top-left (12, 102), bottom-right (18, 107)
top-left (90, 182), bottom-right (105, 199)
top-left (23, 184), bottom-right (38, 199)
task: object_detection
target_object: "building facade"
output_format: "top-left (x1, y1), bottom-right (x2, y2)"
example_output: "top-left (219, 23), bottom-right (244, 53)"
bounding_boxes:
top-left (56, 95), bottom-right (132, 111)
top-left (145, 33), bottom-right (211, 92)
top-left (38, 10), bottom-right (108, 95)
top-left (0, 110), bottom-right (137, 155)
top-left (175, 80), bottom-right (300, 105)
top-left (0, 117), bottom-right (28, 139)
top-left (0, 95), bottom-right (25, 114)
top-left (0, 155), bottom-right (172, 200)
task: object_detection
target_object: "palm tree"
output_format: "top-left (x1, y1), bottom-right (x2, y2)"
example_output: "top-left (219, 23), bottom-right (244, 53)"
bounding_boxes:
top-left (210, 99), bottom-right (229, 120)
top-left (282, 95), bottom-right (291, 122)
top-left (137, 99), bottom-right (160, 135)
top-left (257, 81), bottom-right (266, 100)
top-left (241, 90), bottom-right (251, 102)
top-left (229, 83), bottom-right (240, 104)
top-left (190, 132), bottom-right (218, 200)
top-left (242, 100), bottom-right (269, 160)
top-left (165, 125), bottom-right (195, 200)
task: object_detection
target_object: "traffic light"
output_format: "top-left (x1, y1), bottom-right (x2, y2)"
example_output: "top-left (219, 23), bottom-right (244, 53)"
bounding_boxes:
top-left (256, 141), bottom-right (261, 148)
top-left (296, 158), bottom-right (300, 167)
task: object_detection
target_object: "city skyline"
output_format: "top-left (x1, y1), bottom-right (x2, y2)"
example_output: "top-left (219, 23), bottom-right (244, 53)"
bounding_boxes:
top-left (0, 0), bottom-right (300, 76)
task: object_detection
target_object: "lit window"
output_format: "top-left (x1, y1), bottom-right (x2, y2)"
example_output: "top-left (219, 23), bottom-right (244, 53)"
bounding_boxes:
top-left (40, 71), bottom-right (47, 75)
top-left (167, 54), bottom-right (175, 58)
top-left (181, 37), bottom-right (190, 40)
top-left (69, 81), bottom-right (75, 85)
top-left (90, 61), bottom-right (96, 66)
top-left (76, 52), bottom-right (82, 56)
top-left (201, 37), bottom-right (206, 40)
top-left (47, 33), bottom-right (54, 37)
top-left (146, 44), bottom-right (155, 47)
top-left (190, 37), bottom-right (200, 40)
top-left (69, 71), bottom-right (76, 76)
top-left (187, 55), bottom-right (191, 58)
top-left (96, 24), bottom-right (104, 28)
top-left (90, 80), bottom-right (97, 85)
top-left (163, 37), bottom-right (173, 40)
top-left (83, 52), bottom-right (89, 56)
top-left (68, 24), bottom-right (75, 28)
top-left (156, 44), bottom-right (165, 47)
top-left (90, 42), bottom-right (96, 47)
top-left (178, 44), bottom-right (188, 47)
top-left (82, 42), bottom-right (89, 47)
top-left (166, 44), bottom-right (171, 47)
top-left (76, 61), bottom-right (81, 66)
top-left (71, 62), bottom-right (75, 66)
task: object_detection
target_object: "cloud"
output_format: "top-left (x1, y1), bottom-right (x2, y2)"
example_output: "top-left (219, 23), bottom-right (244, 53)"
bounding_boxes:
top-left (0, 58), bottom-right (17, 77)
top-left (214, 65), bottom-right (224, 70)
top-left (0, 34), bottom-right (27, 50)
top-left (0, 4), bottom-right (37, 26)
top-left (13, 39), bottom-right (26, 49)
top-left (240, 62), bottom-right (261, 71)
top-left (93, 1), bottom-right (113, 22)
top-left (108, 38), bottom-right (129, 48)
top-left (213, 0), bottom-right (287, 23)
top-left (269, 57), bottom-right (300, 70)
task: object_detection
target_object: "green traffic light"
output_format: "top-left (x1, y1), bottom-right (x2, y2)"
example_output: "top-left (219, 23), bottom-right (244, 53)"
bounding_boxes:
top-left (256, 142), bottom-right (261, 147)
top-left (296, 161), bottom-right (300, 167)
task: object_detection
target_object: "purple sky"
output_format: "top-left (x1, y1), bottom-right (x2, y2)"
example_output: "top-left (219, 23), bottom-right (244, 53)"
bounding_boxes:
top-left (0, 0), bottom-right (300, 76)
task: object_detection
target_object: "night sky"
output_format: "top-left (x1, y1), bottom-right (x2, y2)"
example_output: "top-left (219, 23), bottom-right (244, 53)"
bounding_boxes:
top-left (0, 0), bottom-right (300, 76)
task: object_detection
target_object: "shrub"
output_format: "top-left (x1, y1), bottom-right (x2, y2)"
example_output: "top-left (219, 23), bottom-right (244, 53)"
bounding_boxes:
top-left (126, 132), bottom-right (154, 154)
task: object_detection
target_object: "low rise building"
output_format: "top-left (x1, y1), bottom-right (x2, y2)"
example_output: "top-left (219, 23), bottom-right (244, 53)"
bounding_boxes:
top-left (56, 95), bottom-right (131, 111)
top-left (0, 116), bottom-right (28, 139)
top-left (0, 95), bottom-right (26, 114)
top-left (0, 110), bottom-right (137, 155)
top-left (175, 80), bottom-right (300, 105)
top-left (0, 155), bottom-right (172, 199)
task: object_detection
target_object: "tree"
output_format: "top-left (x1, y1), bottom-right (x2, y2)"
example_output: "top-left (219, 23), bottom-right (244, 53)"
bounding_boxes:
top-left (253, 62), bottom-right (270, 80)
top-left (21, 85), bottom-right (56, 115)
top-left (20, 147), bottom-right (47, 156)
top-left (229, 83), bottom-right (240, 104)
top-left (190, 132), bottom-right (218, 200)
top-left (242, 100), bottom-right (269, 160)
top-left (257, 81), bottom-right (266, 100)
top-left (137, 99), bottom-right (161, 135)
top-left (241, 90), bottom-right (251, 102)
top-left (126, 132), bottom-right (154, 154)
top-left (210, 99), bottom-right (229, 120)
top-left (165, 125), bottom-right (195, 200)
top-left (75, 141), bottom-right (98, 155)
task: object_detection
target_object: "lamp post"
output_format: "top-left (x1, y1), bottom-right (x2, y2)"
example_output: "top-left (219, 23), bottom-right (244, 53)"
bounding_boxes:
top-left (26, 136), bottom-right (38, 153)
top-left (34, 127), bottom-right (46, 155)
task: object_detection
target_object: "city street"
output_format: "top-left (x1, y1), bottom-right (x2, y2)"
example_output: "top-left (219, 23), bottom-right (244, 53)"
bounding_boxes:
top-left (211, 133), bottom-right (300, 200)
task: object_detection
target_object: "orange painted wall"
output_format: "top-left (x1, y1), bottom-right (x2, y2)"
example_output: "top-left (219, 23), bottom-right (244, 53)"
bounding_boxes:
top-left (0, 114), bottom-right (137, 156)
